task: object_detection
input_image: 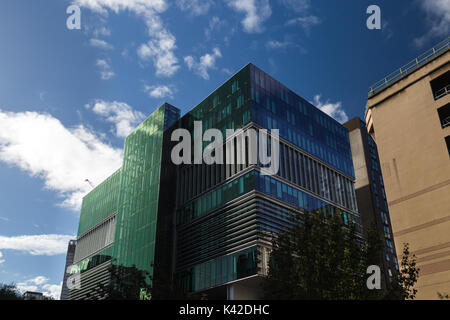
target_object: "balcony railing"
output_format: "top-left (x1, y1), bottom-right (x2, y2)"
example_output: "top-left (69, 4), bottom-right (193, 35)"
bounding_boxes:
top-left (369, 37), bottom-right (450, 97)
top-left (435, 84), bottom-right (450, 100)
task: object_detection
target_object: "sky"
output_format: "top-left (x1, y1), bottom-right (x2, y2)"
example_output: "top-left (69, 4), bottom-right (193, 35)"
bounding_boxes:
top-left (0, 0), bottom-right (449, 299)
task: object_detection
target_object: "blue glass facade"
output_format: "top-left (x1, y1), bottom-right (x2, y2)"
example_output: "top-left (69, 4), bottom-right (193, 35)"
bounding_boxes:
top-left (174, 64), bottom-right (360, 296)
top-left (250, 65), bottom-right (354, 177)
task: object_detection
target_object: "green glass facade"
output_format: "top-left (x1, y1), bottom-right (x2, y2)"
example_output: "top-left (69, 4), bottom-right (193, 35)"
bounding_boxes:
top-left (70, 103), bottom-right (180, 299)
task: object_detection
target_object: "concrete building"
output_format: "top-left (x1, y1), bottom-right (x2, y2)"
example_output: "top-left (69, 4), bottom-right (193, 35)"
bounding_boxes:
top-left (365, 37), bottom-right (450, 299)
top-left (60, 239), bottom-right (76, 300)
top-left (344, 117), bottom-right (398, 292)
top-left (23, 291), bottom-right (44, 300)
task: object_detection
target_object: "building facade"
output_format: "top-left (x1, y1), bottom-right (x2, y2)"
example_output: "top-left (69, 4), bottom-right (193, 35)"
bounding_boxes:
top-left (69, 63), bottom-right (360, 300)
top-left (60, 239), bottom-right (76, 300)
top-left (365, 37), bottom-right (450, 299)
top-left (344, 117), bottom-right (398, 291)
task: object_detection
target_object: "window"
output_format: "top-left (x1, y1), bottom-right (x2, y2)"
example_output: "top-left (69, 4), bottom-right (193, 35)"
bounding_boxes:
top-left (431, 71), bottom-right (450, 100)
top-left (446, 136), bottom-right (450, 157)
top-left (437, 103), bottom-right (450, 129)
top-left (394, 257), bottom-right (399, 270)
top-left (384, 226), bottom-right (391, 239)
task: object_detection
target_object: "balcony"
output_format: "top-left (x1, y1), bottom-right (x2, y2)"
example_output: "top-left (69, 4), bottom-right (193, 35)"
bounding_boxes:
top-left (369, 37), bottom-right (450, 97)
top-left (434, 84), bottom-right (450, 100)
top-left (442, 116), bottom-right (450, 129)
top-left (438, 103), bottom-right (450, 129)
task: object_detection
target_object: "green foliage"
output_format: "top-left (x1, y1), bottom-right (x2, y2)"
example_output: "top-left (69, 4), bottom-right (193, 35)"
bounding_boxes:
top-left (0, 283), bottom-right (23, 300)
top-left (437, 292), bottom-right (449, 300)
top-left (262, 210), bottom-right (420, 300)
top-left (384, 244), bottom-right (420, 300)
top-left (87, 262), bottom-right (187, 300)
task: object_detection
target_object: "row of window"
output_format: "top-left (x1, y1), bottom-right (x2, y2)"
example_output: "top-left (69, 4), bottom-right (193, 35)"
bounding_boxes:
top-left (177, 246), bottom-right (258, 293)
top-left (276, 141), bottom-right (358, 212)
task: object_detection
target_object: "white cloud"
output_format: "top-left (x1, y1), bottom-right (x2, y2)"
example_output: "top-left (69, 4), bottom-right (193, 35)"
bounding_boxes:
top-left (266, 40), bottom-right (291, 49)
top-left (93, 26), bottom-right (111, 37)
top-left (42, 282), bottom-right (63, 300)
top-left (285, 16), bottom-right (321, 32)
top-left (0, 234), bottom-right (73, 256)
top-left (281, 0), bottom-right (320, 33)
top-left (73, 0), bottom-right (167, 15)
top-left (88, 100), bottom-right (146, 138)
top-left (176, 0), bottom-right (213, 16)
top-left (96, 59), bottom-right (115, 80)
top-left (184, 48), bottom-right (222, 80)
top-left (280, 0), bottom-right (310, 12)
top-left (143, 85), bottom-right (175, 99)
top-left (89, 38), bottom-right (113, 50)
top-left (414, 0), bottom-right (450, 47)
top-left (0, 109), bottom-right (123, 210)
top-left (313, 95), bottom-right (349, 124)
top-left (0, 251), bottom-right (5, 264)
top-left (17, 276), bottom-right (62, 300)
top-left (75, 0), bottom-right (179, 77)
top-left (137, 29), bottom-right (179, 77)
top-left (205, 16), bottom-right (224, 39)
top-left (226, 0), bottom-right (272, 33)
top-left (0, 216), bottom-right (9, 222)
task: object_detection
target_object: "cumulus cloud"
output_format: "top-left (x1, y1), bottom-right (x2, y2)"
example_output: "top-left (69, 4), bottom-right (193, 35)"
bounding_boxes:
top-left (0, 251), bottom-right (5, 264)
top-left (0, 234), bottom-right (74, 256)
top-left (313, 95), bottom-right (348, 124)
top-left (414, 0), bottom-right (450, 47)
top-left (0, 109), bottom-right (123, 210)
top-left (17, 276), bottom-right (62, 300)
top-left (74, 0), bottom-right (179, 77)
top-left (176, 0), bottom-right (213, 16)
top-left (226, 0), bottom-right (272, 33)
top-left (87, 100), bottom-right (146, 138)
top-left (143, 85), bottom-right (175, 99)
top-left (89, 38), bottom-right (113, 50)
top-left (96, 59), bottom-right (115, 80)
top-left (184, 48), bottom-right (222, 80)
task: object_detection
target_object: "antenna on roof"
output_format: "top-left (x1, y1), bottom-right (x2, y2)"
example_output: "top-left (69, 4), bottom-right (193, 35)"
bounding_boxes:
top-left (84, 179), bottom-right (95, 189)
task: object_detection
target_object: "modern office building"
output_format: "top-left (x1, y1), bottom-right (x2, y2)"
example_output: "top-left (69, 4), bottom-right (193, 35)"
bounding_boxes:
top-left (60, 239), bottom-right (76, 300)
top-left (365, 37), bottom-right (450, 299)
top-left (344, 117), bottom-right (398, 291)
top-left (69, 63), bottom-right (360, 300)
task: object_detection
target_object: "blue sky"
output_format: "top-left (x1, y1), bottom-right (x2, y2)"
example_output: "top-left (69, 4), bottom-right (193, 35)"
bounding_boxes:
top-left (0, 0), bottom-right (449, 299)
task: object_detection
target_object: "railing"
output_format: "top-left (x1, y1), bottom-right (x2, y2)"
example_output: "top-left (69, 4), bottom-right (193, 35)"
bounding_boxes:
top-left (435, 84), bottom-right (450, 100)
top-left (369, 37), bottom-right (450, 97)
top-left (442, 116), bottom-right (450, 129)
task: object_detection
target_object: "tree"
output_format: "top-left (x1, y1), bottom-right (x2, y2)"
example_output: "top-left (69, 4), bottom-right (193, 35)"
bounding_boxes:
top-left (262, 210), bottom-right (420, 300)
top-left (0, 283), bottom-right (23, 300)
top-left (437, 292), bottom-right (449, 300)
top-left (86, 262), bottom-right (187, 300)
top-left (384, 243), bottom-right (420, 300)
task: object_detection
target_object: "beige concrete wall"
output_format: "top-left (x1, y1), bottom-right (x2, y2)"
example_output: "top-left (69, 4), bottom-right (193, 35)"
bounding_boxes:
top-left (366, 51), bottom-right (450, 299)
top-left (348, 128), bottom-right (370, 189)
